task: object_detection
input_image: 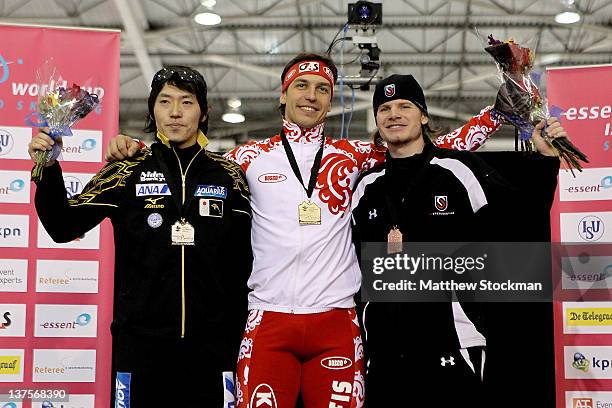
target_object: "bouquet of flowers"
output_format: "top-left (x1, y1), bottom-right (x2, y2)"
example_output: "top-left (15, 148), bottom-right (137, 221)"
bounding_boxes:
top-left (484, 34), bottom-right (588, 172)
top-left (26, 63), bottom-right (99, 182)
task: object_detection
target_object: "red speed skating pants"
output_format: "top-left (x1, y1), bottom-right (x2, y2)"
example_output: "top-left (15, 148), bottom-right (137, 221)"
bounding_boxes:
top-left (236, 309), bottom-right (365, 408)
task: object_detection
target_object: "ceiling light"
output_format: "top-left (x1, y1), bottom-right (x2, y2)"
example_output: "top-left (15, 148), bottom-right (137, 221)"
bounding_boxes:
top-left (227, 98), bottom-right (242, 109)
top-left (194, 12), bottom-right (221, 26)
top-left (222, 112), bottom-right (245, 123)
top-left (200, 0), bottom-right (217, 8)
top-left (555, 10), bottom-right (581, 24)
top-left (555, 0), bottom-right (581, 24)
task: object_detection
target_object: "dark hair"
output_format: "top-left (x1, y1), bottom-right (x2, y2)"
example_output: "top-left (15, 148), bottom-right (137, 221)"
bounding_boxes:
top-left (373, 119), bottom-right (442, 146)
top-left (144, 65), bottom-right (209, 135)
top-left (278, 53), bottom-right (338, 117)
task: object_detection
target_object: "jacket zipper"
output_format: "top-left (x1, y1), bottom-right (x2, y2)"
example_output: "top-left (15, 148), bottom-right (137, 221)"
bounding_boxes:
top-left (172, 146), bottom-right (204, 338)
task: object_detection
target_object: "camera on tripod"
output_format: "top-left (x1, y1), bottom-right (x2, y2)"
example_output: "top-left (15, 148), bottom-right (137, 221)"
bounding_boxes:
top-left (347, 1), bottom-right (382, 90)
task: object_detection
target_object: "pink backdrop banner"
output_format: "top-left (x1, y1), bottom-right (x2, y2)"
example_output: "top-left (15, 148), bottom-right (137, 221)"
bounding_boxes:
top-left (0, 23), bottom-right (120, 408)
top-left (548, 64), bottom-right (612, 408)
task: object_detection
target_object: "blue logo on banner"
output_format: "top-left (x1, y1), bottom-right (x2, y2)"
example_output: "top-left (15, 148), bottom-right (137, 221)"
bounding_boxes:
top-left (76, 313), bottom-right (92, 326)
top-left (81, 138), bottom-right (97, 151)
top-left (2, 403), bottom-right (17, 408)
top-left (194, 185), bottom-right (227, 198)
top-left (115, 372), bottom-right (131, 408)
top-left (9, 179), bottom-right (25, 192)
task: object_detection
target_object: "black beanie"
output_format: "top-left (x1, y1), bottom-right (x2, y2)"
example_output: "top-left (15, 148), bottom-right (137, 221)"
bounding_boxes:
top-left (372, 74), bottom-right (428, 119)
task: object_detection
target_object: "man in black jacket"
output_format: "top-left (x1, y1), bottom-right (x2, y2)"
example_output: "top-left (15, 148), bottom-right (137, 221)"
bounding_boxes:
top-left (351, 74), bottom-right (563, 406)
top-left (28, 66), bottom-right (252, 407)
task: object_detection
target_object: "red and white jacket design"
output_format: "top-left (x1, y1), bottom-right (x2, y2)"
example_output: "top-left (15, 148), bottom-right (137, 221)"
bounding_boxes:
top-left (225, 106), bottom-right (500, 314)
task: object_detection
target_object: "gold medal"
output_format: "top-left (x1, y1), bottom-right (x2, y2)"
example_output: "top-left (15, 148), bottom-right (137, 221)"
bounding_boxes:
top-left (298, 200), bottom-right (321, 225)
top-left (387, 226), bottom-right (403, 254)
top-left (171, 218), bottom-right (195, 245)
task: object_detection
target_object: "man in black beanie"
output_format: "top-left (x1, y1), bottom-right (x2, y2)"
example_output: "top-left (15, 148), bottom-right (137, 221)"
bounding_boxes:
top-left (351, 74), bottom-right (565, 406)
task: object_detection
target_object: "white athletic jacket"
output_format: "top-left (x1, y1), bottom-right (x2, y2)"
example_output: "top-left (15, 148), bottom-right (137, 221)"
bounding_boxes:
top-left (225, 108), bottom-right (500, 314)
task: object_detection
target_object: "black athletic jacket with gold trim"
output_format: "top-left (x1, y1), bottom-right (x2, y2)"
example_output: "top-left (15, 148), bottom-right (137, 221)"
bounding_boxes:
top-left (35, 140), bottom-right (252, 364)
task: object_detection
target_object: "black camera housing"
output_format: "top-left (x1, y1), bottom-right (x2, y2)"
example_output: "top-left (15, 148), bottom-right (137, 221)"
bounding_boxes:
top-left (348, 1), bottom-right (382, 26)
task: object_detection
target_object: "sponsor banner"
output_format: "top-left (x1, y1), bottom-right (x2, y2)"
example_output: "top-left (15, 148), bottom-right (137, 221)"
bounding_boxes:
top-left (566, 391), bottom-right (612, 408)
top-left (0, 170), bottom-right (29, 204)
top-left (0, 24), bottom-right (119, 408)
top-left (559, 168), bottom-right (612, 202)
top-left (565, 346), bottom-right (612, 379)
top-left (0, 349), bottom-right (24, 382)
top-left (0, 215), bottom-right (28, 248)
top-left (548, 65), bottom-right (612, 169)
top-left (561, 256), bottom-right (612, 290)
top-left (60, 130), bottom-right (102, 163)
top-left (564, 302), bottom-right (612, 334)
top-left (62, 172), bottom-right (95, 198)
top-left (37, 221), bottom-right (100, 250)
top-left (560, 212), bottom-right (612, 244)
top-left (31, 394), bottom-right (94, 408)
top-left (0, 304), bottom-right (26, 337)
top-left (34, 304), bottom-right (97, 338)
top-left (0, 127), bottom-right (30, 160)
top-left (32, 349), bottom-right (96, 383)
top-left (36, 259), bottom-right (99, 293)
top-left (0, 259), bottom-right (27, 292)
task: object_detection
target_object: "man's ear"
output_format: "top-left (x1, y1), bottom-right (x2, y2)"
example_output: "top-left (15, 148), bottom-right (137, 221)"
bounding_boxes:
top-left (280, 91), bottom-right (287, 105)
top-left (421, 114), bottom-right (429, 126)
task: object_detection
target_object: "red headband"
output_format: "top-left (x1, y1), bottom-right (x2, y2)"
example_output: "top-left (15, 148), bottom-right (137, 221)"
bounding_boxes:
top-left (282, 60), bottom-right (335, 96)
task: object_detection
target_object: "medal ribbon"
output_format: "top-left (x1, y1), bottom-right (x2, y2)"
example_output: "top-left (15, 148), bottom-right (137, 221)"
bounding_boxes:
top-left (280, 129), bottom-right (325, 199)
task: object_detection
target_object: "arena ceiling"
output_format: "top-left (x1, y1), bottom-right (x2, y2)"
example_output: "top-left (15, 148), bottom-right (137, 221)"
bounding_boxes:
top-left (2, 0), bottom-right (611, 150)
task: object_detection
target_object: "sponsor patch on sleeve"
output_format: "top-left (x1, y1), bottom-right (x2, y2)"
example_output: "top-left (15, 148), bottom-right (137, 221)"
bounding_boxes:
top-left (194, 185), bottom-right (228, 199)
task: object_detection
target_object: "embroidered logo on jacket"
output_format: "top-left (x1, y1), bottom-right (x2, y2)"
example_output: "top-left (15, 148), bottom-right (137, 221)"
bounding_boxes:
top-left (194, 185), bottom-right (227, 199)
top-left (434, 195), bottom-right (448, 212)
top-left (135, 183), bottom-right (171, 196)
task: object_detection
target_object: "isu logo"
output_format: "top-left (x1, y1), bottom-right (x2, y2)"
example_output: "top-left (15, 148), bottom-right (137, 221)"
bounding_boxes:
top-left (579, 216), bottom-right (604, 241)
top-left (384, 84), bottom-right (395, 97)
top-left (298, 61), bottom-right (320, 73)
top-left (320, 356), bottom-right (353, 370)
top-left (573, 398), bottom-right (593, 408)
top-left (250, 384), bottom-right (278, 408)
top-left (434, 195), bottom-right (448, 212)
top-left (258, 173), bottom-right (287, 183)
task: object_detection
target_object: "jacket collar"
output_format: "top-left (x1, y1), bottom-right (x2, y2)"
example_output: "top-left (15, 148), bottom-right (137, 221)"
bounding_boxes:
top-left (156, 129), bottom-right (209, 149)
top-left (282, 119), bottom-right (325, 143)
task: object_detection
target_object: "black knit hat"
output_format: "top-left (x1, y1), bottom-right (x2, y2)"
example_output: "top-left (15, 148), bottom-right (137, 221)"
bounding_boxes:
top-left (372, 74), bottom-right (428, 119)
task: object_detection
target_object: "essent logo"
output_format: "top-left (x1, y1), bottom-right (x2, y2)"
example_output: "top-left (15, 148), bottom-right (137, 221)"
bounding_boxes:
top-left (76, 313), bottom-right (92, 326)
top-left (602, 176), bottom-right (612, 189)
top-left (0, 179), bottom-right (24, 196)
top-left (81, 138), bottom-right (97, 151)
top-left (40, 313), bottom-right (92, 330)
top-left (2, 402), bottom-right (17, 408)
top-left (0, 129), bottom-right (14, 156)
